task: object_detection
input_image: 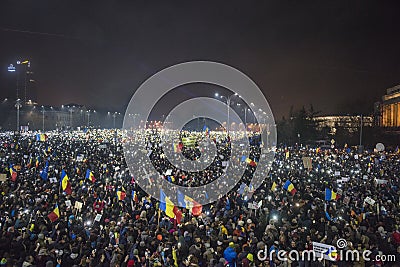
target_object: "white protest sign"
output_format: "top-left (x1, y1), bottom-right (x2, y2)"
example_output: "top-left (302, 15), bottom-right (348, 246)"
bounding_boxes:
top-left (95, 214), bottom-right (102, 222)
top-left (312, 242), bottom-right (337, 261)
top-left (75, 201), bottom-right (83, 210)
top-left (65, 200), bottom-right (72, 207)
top-left (364, 196), bottom-right (376, 205)
top-left (375, 178), bottom-right (388, 185)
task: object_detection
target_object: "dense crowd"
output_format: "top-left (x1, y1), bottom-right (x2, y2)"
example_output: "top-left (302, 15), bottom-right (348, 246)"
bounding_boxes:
top-left (0, 129), bottom-right (399, 267)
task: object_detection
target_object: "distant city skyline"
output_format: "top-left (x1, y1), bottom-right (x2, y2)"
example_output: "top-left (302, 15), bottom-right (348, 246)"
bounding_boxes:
top-left (1, 1), bottom-right (400, 120)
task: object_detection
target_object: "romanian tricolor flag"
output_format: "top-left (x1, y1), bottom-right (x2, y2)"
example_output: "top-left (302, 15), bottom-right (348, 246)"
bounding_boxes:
top-left (117, 189), bottom-right (126, 201)
top-left (85, 169), bottom-right (96, 183)
top-left (26, 156), bottom-right (33, 168)
top-left (132, 190), bottom-right (139, 203)
top-left (9, 164), bottom-right (17, 182)
top-left (36, 134), bottom-right (47, 142)
top-left (160, 189), bottom-right (175, 218)
top-left (177, 190), bottom-right (202, 216)
top-left (60, 170), bottom-right (72, 195)
top-left (325, 188), bottom-right (340, 201)
top-left (203, 125), bottom-right (210, 136)
top-left (325, 247), bottom-right (338, 260)
top-left (47, 204), bottom-right (60, 222)
top-left (173, 143), bottom-right (182, 153)
top-left (240, 156), bottom-right (257, 167)
top-left (283, 180), bottom-right (296, 195)
top-left (35, 157), bottom-right (40, 168)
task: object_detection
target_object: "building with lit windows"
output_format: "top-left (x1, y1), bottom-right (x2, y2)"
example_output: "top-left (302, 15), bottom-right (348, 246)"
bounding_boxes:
top-left (380, 84), bottom-right (400, 127)
top-left (313, 115), bottom-right (373, 133)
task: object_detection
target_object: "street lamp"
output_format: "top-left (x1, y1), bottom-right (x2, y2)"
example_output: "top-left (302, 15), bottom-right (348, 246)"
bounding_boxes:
top-left (41, 105), bottom-right (45, 131)
top-left (112, 112), bottom-right (120, 129)
top-left (215, 92), bottom-right (240, 135)
top-left (358, 114), bottom-right (363, 151)
top-left (15, 99), bottom-right (22, 131)
top-left (68, 106), bottom-right (75, 129)
top-left (87, 110), bottom-right (91, 127)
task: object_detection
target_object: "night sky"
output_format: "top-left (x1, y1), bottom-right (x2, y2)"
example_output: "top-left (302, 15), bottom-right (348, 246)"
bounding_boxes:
top-left (1, 1), bottom-right (400, 120)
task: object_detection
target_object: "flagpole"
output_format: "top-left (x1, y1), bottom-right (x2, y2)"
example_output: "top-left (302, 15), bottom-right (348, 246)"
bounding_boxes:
top-left (158, 208), bottom-right (161, 226)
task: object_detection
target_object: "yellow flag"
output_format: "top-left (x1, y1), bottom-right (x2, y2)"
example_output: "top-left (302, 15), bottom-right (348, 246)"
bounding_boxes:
top-left (271, 182), bottom-right (277, 191)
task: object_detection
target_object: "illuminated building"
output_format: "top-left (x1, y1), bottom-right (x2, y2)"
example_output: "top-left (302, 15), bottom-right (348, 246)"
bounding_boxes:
top-left (313, 115), bottom-right (373, 133)
top-left (380, 84), bottom-right (400, 127)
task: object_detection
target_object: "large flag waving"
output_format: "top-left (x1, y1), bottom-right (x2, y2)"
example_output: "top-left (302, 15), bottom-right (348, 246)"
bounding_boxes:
top-left (325, 188), bottom-right (340, 201)
top-left (160, 189), bottom-right (175, 218)
top-left (85, 169), bottom-right (96, 183)
top-left (117, 188), bottom-right (126, 201)
top-left (36, 133), bottom-right (47, 142)
top-left (283, 180), bottom-right (297, 195)
top-left (47, 204), bottom-right (60, 222)
top-left (177, 190), bottom-right (203, 216)
top-left (60, 170), bottom-right (72, 195)
top-left (9, 164), bottom-right (17, 182)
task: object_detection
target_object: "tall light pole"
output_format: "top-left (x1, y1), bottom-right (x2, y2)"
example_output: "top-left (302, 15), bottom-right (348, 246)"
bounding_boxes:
top-left (113, 112), bottom-right (119, 129)
top-left (87, 110), bottom-right (91, 127)
top-left (15, 99), bottom-right (22, 132)
top-left (68, 106), bottom-right (75, 129)
top-left (215, 92), bottom-right (240, 135)
top-left (19, 60), bottom-right (30, 104)
top-left (41, 105), bottom-right (45, 131)
top-left (359, 114), bottom-right (363, 149)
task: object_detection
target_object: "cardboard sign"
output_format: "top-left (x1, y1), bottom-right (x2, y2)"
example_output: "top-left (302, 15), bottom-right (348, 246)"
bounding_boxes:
top-left (0, 174), bottom-right (7, 182)
top-left (74, 201), bottom-right (83, 210)
top-left (364, 196), bottom-right (376, 205)
top-left (302, 157), bottom-right (312, 169)
top-left (65, 200), bottom-right (72, 207)
top-left (375, 178), bottom-right (388, 185)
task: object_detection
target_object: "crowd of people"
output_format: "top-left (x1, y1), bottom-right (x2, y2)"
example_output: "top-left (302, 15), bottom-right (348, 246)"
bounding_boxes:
top-left (0, 129), bottom-right (399, 267)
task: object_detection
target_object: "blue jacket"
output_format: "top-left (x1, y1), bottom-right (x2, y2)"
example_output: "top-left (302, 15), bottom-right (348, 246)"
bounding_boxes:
top-left (224, 246), bottom-right (237, 265)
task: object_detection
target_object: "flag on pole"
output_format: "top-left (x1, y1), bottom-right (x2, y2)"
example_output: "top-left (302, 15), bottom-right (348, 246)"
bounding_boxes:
top-left (117, 189), bottom-right (126, 201)
top-left (60, 170), bottom-right (72, 195)
top-left (26, 156), bottom-right (32, 168)
top-left (203, 125), bottom-right (210, 136)
top-left (85, 169), bottom-right (96, 183)
top-left (160, 189), bottom-right (175, 218)
top-left (9, 164), bottom-right (17, 182)
top-left (47, 204), bottom-right (60, 222)
top-left (36, 134), bottom-right (47, 142)
top-left (173, 143), bottom-right (182, 153)
top-left (177, 190), bottom-right (203, 216)
top-left (325, 188), bottom-right (339, 201)
top-left (283, 180), bottom-right (296, 195)
top-left (132, 190), bottom-right (139, 203)
top-left (35, 157), bottom-right (40, 168)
